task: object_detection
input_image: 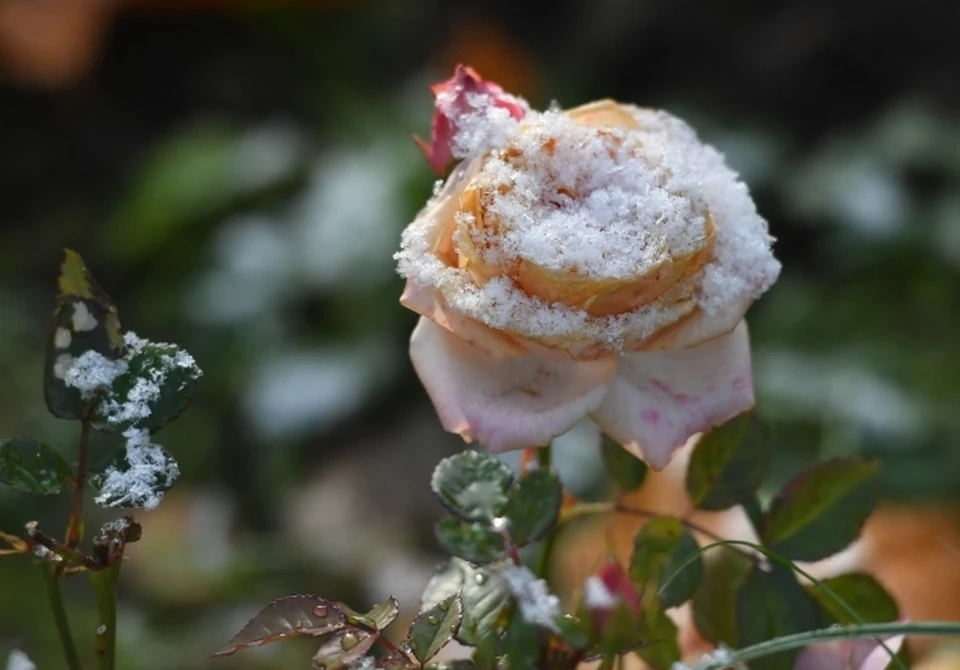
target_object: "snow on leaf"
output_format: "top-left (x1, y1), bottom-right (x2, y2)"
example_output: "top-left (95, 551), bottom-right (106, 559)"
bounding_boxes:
top-left (91, 429), bottom-right (179, 510)
top-left (213, 595), bottom-right (346, 657)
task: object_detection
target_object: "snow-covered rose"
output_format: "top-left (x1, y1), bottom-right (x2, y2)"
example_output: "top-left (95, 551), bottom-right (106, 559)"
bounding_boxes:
top-left (396, 66), bottom-right (781, 469)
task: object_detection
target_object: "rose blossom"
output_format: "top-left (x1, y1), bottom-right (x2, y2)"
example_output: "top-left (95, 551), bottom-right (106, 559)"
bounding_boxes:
top-left (395, 66), bottom-right (781, 470)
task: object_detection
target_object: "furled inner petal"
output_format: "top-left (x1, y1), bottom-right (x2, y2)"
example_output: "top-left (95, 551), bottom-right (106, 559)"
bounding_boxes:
top-left (409, 318), bottom-right (618, 452)
top-left (589, 320), bottom-right (754, 470)
top-left (450, 119), bottom-right (717, 319)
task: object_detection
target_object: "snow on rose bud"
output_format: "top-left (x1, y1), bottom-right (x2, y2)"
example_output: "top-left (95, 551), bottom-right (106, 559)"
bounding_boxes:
top-left (395, 65), bottom-right (781, 470)
top-left (582, 561), bottom-right (641, 633)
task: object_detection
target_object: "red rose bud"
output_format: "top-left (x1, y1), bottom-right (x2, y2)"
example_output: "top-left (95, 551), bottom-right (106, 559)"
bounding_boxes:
top-left (414, 64), bottom-right (526, 175)
top-left (583, 561), bottom-right (641, 632)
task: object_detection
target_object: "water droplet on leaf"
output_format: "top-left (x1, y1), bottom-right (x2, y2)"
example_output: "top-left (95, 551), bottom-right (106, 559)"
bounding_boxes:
top-left (340, 632), bottom-right (360, 650)
top-left (427, 615), bottom-right (439, 625)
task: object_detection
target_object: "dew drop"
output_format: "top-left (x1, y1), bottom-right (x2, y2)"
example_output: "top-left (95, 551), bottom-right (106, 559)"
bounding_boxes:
top-left (436, 601), bottom-right (449, 612)
top-left (340, 632), bottom-right (360, 650)
top-left (474, 573), bottom-right (487, 585)
top-left (313, 605), bottom-right (328, 618)
top-left (427, 615), bottom-right (439, 625)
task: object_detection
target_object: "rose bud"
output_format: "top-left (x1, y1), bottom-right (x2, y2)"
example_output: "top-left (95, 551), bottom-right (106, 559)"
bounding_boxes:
top-left (582, 561), bottom-right (642, 633)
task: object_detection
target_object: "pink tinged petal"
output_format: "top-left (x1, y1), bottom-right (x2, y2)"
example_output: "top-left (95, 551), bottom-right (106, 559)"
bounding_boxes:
top-left (793, 642), bottom-right (852, 670)
top-left (858, 636), bottom-right (905, 670)
top-left (409, 318), bottom-right (617, 452)
top-left (413, 64), bottom-right (526, 175)
top-left (589, 320), bottom-right (755, 471)
top-left (400, 279), bottom-right (531, 359)
top-left (793, 635), bottom-right (904, 670)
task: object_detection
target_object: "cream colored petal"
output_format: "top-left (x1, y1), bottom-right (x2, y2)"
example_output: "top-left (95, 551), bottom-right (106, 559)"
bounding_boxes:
top-left (590, 320), bottom-right (755, 470)
top-left (401, 279), bottom-right (531, 358)
top-left (410, 318), bottom-right (618, 452)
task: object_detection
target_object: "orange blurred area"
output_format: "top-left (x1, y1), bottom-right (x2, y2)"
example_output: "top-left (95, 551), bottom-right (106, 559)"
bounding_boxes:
top-left (436, 18), bottom-right (539, 101)
top-left (0, 0), bottom-right (351, 88)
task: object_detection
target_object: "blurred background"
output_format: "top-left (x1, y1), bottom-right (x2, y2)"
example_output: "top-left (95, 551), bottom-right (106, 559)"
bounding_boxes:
top-left (1, 0), bottom-right (959, 667)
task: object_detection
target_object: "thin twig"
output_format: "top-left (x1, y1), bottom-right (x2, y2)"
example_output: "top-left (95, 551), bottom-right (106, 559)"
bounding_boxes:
top-left (26, 522), bottom-right (101, 570)
top-left (66, 420), bottom-right (92, 549)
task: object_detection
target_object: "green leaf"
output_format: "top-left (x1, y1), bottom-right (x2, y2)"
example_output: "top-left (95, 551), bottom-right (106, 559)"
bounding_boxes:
top-left (344, 596), bottom-right (400, 631)
top-left (736, 563), bottom-right (820, 670)
top-left (90, 337), bottom-right (202, 434)
top-left (431, 450), bottom-right (514, 521)
top-left (634, 605), bottom-right (681, 670)
top-left (498, 613), bottom-right (542, 670)
top-left (44, 249), bottom-right (124, 420)
top-left (502, 467), bottom-right (562, 545)
top-left (91, 444), bottom-right (179, 509)
top-left (629, 517), bottom-right (703, 609)
top-left (691, 546), bottom-right (752, 648)
top-left (806, 572), bottom-right (899, 625)
top-left (406, 594), bottom-right (463, 664)
top-left (213, 595), bottom-right (346, 656)
top-left (685, 412), bottom-right (771, 510)
top-left (435, 518), bottom-right (504, 564)
top-left (310, 628), bottom-right (377, 670)
top-left (592, 601), bottom-right (646, 656)
top-left (554, 614), bottom-right (591, 649)
top-left (0, 438), bottom-right (72, 495)
top-left (761, 458), bottom-right (880, 561)
top-left (105, 125), bottom-right (238, 263)
top-left (601, 438), bottom-right (648, 492)
top-left (422, 558), bottom-right (510, 646)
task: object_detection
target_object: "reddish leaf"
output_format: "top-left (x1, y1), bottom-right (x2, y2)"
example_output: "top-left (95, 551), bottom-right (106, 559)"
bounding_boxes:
top-left (213, 595), bottom-right (345, 657)
top-left (311, 628), bottom-right (378, 669)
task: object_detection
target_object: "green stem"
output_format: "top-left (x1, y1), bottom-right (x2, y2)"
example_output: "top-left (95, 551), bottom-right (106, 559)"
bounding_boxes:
top-left (66, 420), bottom-right (92, 549)
top-left (535, 443), bottom-right (555, 579)
top-left (536, 443), bottom-right (552, 469)
top-left (90, 562), bottom-right (121, 670)
top-left (698, 622), bottom-right (960, 670)
top-left (41, 564), bottom-right (83, 670)
top-left (742, 495), bottom-right (764, 537)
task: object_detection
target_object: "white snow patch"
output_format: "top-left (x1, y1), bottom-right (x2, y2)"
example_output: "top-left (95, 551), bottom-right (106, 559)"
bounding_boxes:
top-left (501, 564), bottom-right (561, 632)
top-left (94, 428), bottom-right (179, 511)
top-left (64, 351), bottom-right (127, 394)
top-left (583, 575), bottom-right (618, 609)
top-left (5, 651), bottom-right (36, 670)
top-left (71, 302), bottom-right (99, 331)
top-left (672, 645), bottom-right (734, 670)
top-left (54, 327), bottom-right (72, 349)
top-left (95, 331), bottom-right (201, 428)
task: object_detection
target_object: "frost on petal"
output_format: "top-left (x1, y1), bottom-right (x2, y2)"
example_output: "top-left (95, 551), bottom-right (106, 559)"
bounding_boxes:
top-left (590, 321), bottom-right (754, 470)
top-left (410, 318), bottom-right (617, 452)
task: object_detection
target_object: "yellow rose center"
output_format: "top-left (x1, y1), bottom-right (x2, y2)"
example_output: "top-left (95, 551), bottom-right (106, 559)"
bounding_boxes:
top-left (436, 104), bottom-right (716, 318)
